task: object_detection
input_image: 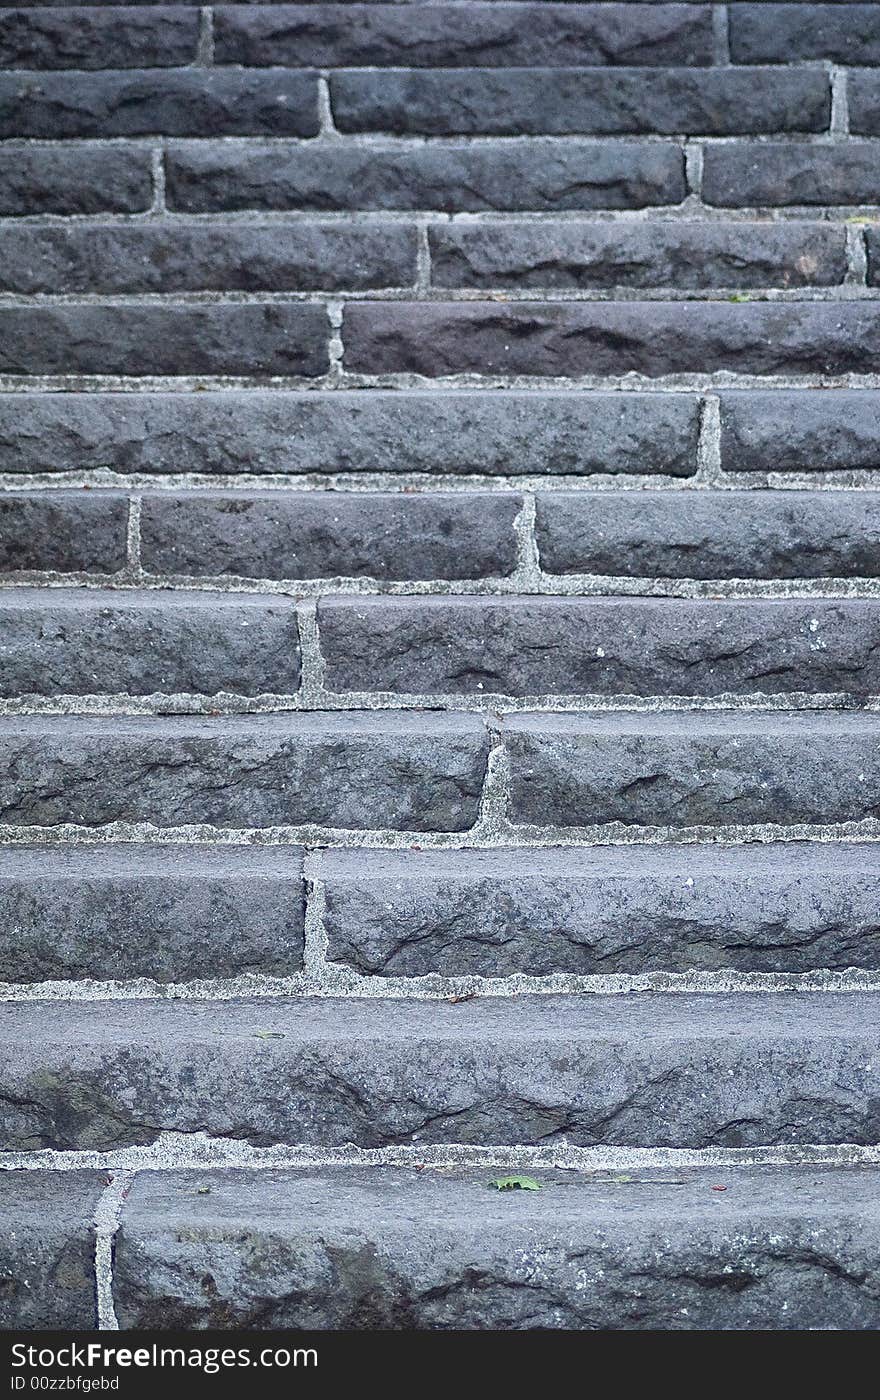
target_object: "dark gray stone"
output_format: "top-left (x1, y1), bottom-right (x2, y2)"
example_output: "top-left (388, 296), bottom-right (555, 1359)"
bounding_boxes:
top-left (504, 711), bottom-right (880, 830)
top-left (861, 228), bottom-right (880, 286)
top-left (0, 713), bottom-right (489, 831)
top-left (318, 597), bottom-right (880, 698)
top-left (0, 221), bottom-right (418, 294)
top-left (429, 220), bottom-right (846, 290)
top-left (140, 492), bottom-right (520, 580)
top-left (164, 138), bottom-right (687, 212)
top-left (330, 67), bottom-right (830, 135)
top-left (343, 301), bottom-right (880, 378)
top-left (0, 589), bottom-right (301, 697)
top-left (0, 6), bottom-right (200, 68)
top-left (847, 69), bottom-right (880, 134)
top-left (703, 141), bottom-right (880, 206)
top-left (323, 843), bottom-right (880, 977)
top-left (0, 68), bottom-right (320, 137)
top-left (0, 142), bottom-right (152, 214)
top-left (214, 3), bottom-right (714, 68)
top-left (536, 490), bottom-right (880, 577)
top-left (729, 4), bottom-right (880, 63)
top-left (0, 845), bottom-right (305, 983)
top-left (0, 992), bottom-right (877, 1149)
top-left (719, 390), bottom-right (880, 471)
top-left (0, 304), bottom-right (330, 377)
top-left (113, 1164), bottom-right (880, 1331)
top-left (0, 390), bottom-right (701, 477)
top-left (0, 491), bottom-right (127, 574)
top-left (0, 1171), bottom-right (103, 1329)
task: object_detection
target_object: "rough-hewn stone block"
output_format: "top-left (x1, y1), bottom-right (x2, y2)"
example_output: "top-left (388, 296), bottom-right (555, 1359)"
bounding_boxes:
top-left (0, 491), bottom-right (128, 574)
top-left (0, 6), bottom-right (200, 68)
top-left (703, 142), bottom-right (880, 206)
top-left (847, 70), bottom-right (880, 134)
top-left (719, 390), bottom-right (880, 471)
top-left (0, 1172), bottom-right (103, 1329)
top-left (0, 142), bottom-right (152, 214)
top-left (729, 4), bottom-right (880, 63)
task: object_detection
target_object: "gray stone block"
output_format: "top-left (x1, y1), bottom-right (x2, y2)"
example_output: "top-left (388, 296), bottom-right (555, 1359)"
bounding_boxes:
top-left (504, 711), bottom-right (880, 829)
top-left (0, 390), bottom-right (700, 477)
top-left (323, 843), bottom-right (880, 976)
top-left (330, 66), bottom-right (830, 135)
top-left (0, 304), bottom-right (330, 377)
top-left (0, 845), bottom-right (305, 983)
top-left (0, 713), bottom-right (489, 831)
top-left (164, 137), bottom-right (687, 212)
top-left (0, 5), bottom-right (200, 68)
top-left (0, 589), bottom-right (301, 697)
top-left (535, 489), bottom-right (880, 577)
top-left (703, 142), bottom-right (880, 206)
top-left (0, 221), bottom-right (418, 294)
top-left (861, 228), bottom-right (880, 286)
top-left (140, 491), bottom-right (520, 580)
top-left (0, 992), bottom-right (877, 1149)
top-left (0, 1171), bottom-right (103, 1329)
top-left (729, 3), bottom-right (880, 63)
top-left (848, 70), bottom-right (880, 134)
top-left (0, 142), bottom-right (152, 214)
top-left (0, 67), bottom-right (321, 137)
top-left (429, 220), bottom-right (846, 290)
top-left (343, 301), bottom-right (880, 377)
top-left (214, 3), bottom-right (714, 68)
top-left (114, 1163), bottom-right (880, 1329)
top-left (318, 597), bottom-right (880, 698)
top-left (0, 491), bottom-right (127, 573)
top-left (719, 390), bottom-right (880, 471)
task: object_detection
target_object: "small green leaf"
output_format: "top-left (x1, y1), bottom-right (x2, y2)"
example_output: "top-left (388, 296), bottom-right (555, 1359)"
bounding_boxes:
top-left (252, 1029), bottom-right (285, 1039)
top-left (196, 1186), bottom-right (211, 1195)
top-left (489, 1175), bottom-right (542, 1191)
top-left (728, 293), bottom-right (750, 303)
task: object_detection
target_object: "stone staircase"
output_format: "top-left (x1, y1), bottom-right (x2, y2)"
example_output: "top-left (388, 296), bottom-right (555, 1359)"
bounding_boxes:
top-left (0, 0), bottom-right (879, 1331)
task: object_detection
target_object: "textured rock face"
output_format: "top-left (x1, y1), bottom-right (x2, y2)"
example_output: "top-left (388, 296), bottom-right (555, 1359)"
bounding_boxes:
top-left (322, 844), bottom-right (880, 977)
top-left (0, 994), bottom-right (878, 1151)
top-left (113, 1165), bottom-right (880, 1330)
top-left (0, 492), bottom-right (128, 574)
top-left (0, 1172), bottom-right (104, 1329)
top-left (0, 714), bottom-right (490, 831)
top-left (0, 143), bottom-right (152, 214)
top-left (0, 846), bottom-right (305, 983)
top-left (0, 7), bottom-right (200, 69)
top-left (0, 390), bottom-right (701, 477)
top-left (720, 391), bottom-right (880, 471)
top-left (503, 712), bottom-right (880, 830)
top-left (318, 597), bottom-right (880, 698)
top-left (703, 142), bottom-right (880, 205)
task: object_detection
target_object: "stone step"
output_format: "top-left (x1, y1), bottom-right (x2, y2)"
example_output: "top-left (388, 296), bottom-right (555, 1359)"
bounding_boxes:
top-left (112, 1164), bottom-right (880, 1330)
top-left (321, 842), bottom-right (880, 978)
top-left (319, 597), bottom-right (880, 699)
top-left (0, 1170), bottom-right (104, 1330)
top-left (0, 992), bottom-right (877, 1150)
top-left (0, 713), bottom-right (489, 831)
top-left (0, 844), bottom-right (304, 984)
top-left (0, 390), bottom-right (701, 477)
top-left (0, 589), bottom-right (301, 697)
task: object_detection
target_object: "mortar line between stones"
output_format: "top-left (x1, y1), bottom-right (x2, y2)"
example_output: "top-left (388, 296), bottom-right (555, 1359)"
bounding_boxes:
top-left (713, 5), bottom-right (731, 66)
top-left (94, 1171), bottom-right (133, 1332)
top-left (830, 66), bottom-right (850, 136)
top-left (124, 496), bottom-right (143, 579)
top-left (149, 147), bottom-right (166, 215)
top-left (846, 224), bottom-right (869, 286)
top-left (196, 7), bottom-right (214, 67)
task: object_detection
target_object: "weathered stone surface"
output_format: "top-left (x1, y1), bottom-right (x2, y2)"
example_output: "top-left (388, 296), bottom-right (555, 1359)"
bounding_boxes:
top-left (729, 3), bottom-right (880, 63)
top-left (343, 301), bottom-right (880, 377)
top-left (0, 992), bottom-right (877, 1150)
top-left (165, 138), bottom-right (687, 212)
top-left (214, 3), bottom-right (714, 68)
top-left (703, 142), bottom-right (880, 206)
top-left (0, 6), bottom-right (199, 68)
top-left (0, 714), bottom-right (489, 831)
top-left (0, 221), bottom-right (418, 294)
top-left (504, 711), bottom-right (880, 830)
top-left (0, 142), bottom-right (152, 214)
top-left (719, 390), bottom-right (880, 471)
top-left (113, 1164), bottom-right (880, 1331)
top-left (0, 304), bottom-right (330, 376)
top-left (860, 228), bottom-right (880, 286)
top-left (0, 68), bottom-right (321, 136)
top-left (429, 220), bottom-right (846, 289)
top-left (0, 590), bottom-right (301, 697)
top-left (318, 597), bottom-right (880, 698)
top-left (140, 492), bottom-right (520, 580)
top-left (848, 70), bottom-right (880, 134)
top-left (323, 843), bottom-right (880, 977)
top-left (0, 390), bottom-right (701, 477)
top-left (0, 1171), bottom-right (103, 1329)
top-left (0, 845), bottom-right (305, 983)
top-left (536, 490), bottom-right (880, 577)
top-left (0, 491), bottom-right (127, 574)
top-left (330, 67), bottom-right (830, 135)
